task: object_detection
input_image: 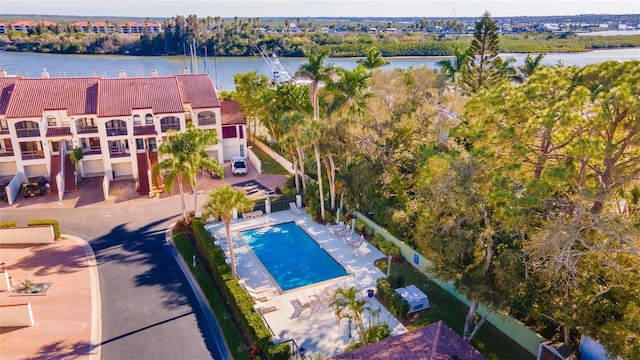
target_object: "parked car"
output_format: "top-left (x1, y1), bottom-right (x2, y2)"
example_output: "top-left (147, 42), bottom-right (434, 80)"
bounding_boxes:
top-left (231, 157), bottom-right (248, 176)
top-left (23, 182), bottom-right (40, 197)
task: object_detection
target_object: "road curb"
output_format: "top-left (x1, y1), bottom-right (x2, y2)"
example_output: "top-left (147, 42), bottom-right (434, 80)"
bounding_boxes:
top-left (64, 233), bottom-right (102, 360)
top-left (165, 224), bottom-right (233, 360)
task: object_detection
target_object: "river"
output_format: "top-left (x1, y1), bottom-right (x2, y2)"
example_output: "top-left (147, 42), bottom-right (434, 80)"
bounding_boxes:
top-left (0, 48), bottom-right (638, 91)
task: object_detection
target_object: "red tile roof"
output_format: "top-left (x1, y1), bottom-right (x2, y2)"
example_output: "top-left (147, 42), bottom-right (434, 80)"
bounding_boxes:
top-left (46, 127), bottom-right (72, 137)
top-left (175, 74), bottom-right (220, 109)
top-left (331, 321), bottom-right (487, 360)
top-left (5, 77), bottom-right (99, 118)
top-left (220, 99), bottom-right (246, 125)
top-left (0, 77), bottom-right (19, 115)
top-left (97, 77), bottom-right (184, 117)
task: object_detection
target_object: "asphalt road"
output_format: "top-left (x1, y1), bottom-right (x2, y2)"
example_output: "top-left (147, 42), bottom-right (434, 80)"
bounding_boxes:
top-left (0, 195), bottom-right (230, 360)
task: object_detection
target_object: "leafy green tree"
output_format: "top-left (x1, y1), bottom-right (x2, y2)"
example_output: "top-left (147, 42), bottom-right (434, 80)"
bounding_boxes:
top-left (296, 48), bottom-right (334, 120)
top-left (460, 11), bottom-right (506, 93)
top-left (202, 185), bottom-right (253, 278)
top-left (326, 65), bottom-right (372, 117)
top-left (330, 287), bottom-right (390, 347)
top-left (69, 146), bottom-right (84, 180)
top-left (356, 45), bottom-right (390, 70)
top-left (514, 53), bottom-right (545, 83)
top-left (230, 71), bottom-right (270, 142)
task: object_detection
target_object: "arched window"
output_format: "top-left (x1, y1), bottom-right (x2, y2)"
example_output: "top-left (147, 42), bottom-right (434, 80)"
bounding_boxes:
top-left (76, 117), bottom-right (98, 133)
top-left (198, 111), bottom-right (216, 126)
top-left (15, 121), bottom-right (40, 137)
top-left (105, 119), bottom-right (127, 136)
top-left (145, 113), bottom-right (154, 125)
top-left (133, 115), bottom-right (141, 126)
top-left (160, 116), bottom-right (180, 132)
top-left (47, 115), bottom-right (56, 126)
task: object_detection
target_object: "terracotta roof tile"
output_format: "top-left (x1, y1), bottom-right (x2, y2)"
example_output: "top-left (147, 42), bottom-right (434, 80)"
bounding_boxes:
top-left (0, 77), bottom-right (19, 115)
top-left (331, 321), bottom-right (487, 360)
top-left (220, 99), bottom-right (246, 125)
top-left (175, 74), bottom-right (220, 109)
top-left (46, 127), bottom-right (72, 137)
top-left (5, 77), bottom-right (99, 118)
top-left (97, 77), bottom-right (184, 117)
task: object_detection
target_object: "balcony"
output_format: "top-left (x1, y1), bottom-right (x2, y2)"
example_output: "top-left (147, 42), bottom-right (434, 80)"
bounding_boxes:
top-left (21, 150), bottom-right (45, 160)
top-left (109, 150), bottom-right (130, 158)
top-left (160, 124), bottom-right (180, 133)
top-left (16, 129), bottom-right (41, 138)
top-left (0, 150), bottom-right (14, 157)
top-left (83, 147), bottom-right (102, 155)
top-left (106, 127), bottom-right (128, 136)
top-left (77, 125), bottom-right (99, 134)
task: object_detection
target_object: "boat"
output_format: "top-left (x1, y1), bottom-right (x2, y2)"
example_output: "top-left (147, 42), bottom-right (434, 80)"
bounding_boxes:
top-left (257, 46), bottom-right (294, 85)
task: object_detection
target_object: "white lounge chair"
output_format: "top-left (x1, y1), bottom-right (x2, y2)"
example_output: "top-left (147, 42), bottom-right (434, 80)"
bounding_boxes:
top-left (353, 242), bottom-right (371, 257)
top-left (289, 202), bottom-right (303, 215)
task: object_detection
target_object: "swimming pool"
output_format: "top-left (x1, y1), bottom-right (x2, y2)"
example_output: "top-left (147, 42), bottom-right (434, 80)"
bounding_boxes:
top-left (240, 221), bottom-right (348, 291)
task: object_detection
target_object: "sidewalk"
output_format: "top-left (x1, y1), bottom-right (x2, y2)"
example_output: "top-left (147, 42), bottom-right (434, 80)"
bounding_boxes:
top-left (0, 236), bottom-right (100, 360)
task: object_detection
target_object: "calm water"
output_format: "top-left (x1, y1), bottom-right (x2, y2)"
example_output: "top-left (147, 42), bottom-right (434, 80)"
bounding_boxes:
top-left (240, 221), bottom-right (348, 291)
top-left (0, 48), bottom-right (638, 90)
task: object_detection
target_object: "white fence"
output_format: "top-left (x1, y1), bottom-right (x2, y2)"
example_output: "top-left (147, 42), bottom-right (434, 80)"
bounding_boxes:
top-left (251, 139), bottom-right (295, 175)
top-left (0, 226), bottom-right (55, 244)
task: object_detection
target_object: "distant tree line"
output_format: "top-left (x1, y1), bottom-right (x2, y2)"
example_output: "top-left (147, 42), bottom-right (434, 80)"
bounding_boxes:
top-left (1, 14), bottom-right (639, 56)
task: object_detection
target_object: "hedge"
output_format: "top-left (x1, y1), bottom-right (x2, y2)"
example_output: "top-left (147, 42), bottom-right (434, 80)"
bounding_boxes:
top-left (190, 218), bottom-right (289, 359)
top-left (27, 219), bottom-right (60, 239)
top-left (0, 221), bottom-right (17, 228)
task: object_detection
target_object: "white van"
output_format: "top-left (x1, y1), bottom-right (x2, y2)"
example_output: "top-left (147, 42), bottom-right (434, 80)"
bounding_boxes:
top-left (231, 157), bottom-right (248, 175)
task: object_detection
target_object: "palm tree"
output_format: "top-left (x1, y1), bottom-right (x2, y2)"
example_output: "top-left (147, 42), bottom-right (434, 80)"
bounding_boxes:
top-left (330, 287), bottom-right (369, 345)
top-left (437, 45), bottom-right (469, 93)
top-left (514, 53), bottom-right (546, 83)
top-left (356, 46), bottom-right (390, 70)
top-left (152, 125), bottom-right (222, 221)
top-left (302, 119), bottom-right (326, 221)
top-left (296, 48), bottom-right (334, 120)
top-left (327, 66), bottom-right (372, 117)
top-left (202, 185), bottom-right (253, 278)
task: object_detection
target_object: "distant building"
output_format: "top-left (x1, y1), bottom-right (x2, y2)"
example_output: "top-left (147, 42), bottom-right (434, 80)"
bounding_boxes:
top-left (10, 20), bottom-right (57, 32)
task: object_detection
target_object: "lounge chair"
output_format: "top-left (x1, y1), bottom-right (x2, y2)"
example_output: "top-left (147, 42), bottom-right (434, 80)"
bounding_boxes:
top-left (290, 297), bottom-right (312, 319)
top-left (289, 202), bottom-right (303, 215)
top-left (242, 210), bottom-right (263, 219)
top-left (353, 242), bottom-right (371, 257)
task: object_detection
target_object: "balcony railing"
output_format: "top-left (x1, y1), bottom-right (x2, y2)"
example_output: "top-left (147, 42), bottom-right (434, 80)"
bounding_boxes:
top-left (21, 150), bottom-right (45, 160)
top-left (16, 129), bottom-right (41, 138)
top-left (106, 127), bottom-right (128, 136)
top-left (160, 124), bottom-right (180, 132)
top-left (109, 150), bottom-right (130, 158)
top-left (77, 125), bottom-right (99, 134)
top-left (0, 150), bottom-right (14, 157)
top-left (83, 147), bottom-right (102, 155)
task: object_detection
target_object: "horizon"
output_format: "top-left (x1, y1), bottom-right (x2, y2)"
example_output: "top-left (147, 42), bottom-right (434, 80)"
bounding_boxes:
top-left (1, 0), bottom-right (638, 19)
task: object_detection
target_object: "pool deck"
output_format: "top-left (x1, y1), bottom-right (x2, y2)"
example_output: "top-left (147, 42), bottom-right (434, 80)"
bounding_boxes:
top-left (205, 210), bottom-right (407, 357)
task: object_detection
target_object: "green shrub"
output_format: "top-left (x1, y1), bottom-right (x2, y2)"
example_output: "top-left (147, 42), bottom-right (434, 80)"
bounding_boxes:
top-left (371, 233), bottom-right (401, 256)
top-left (27, 219), bottom-right (60, 239)
top-left (190, 218), bottom-right (289, 359)
top-left (0, 221), bottom-right (17, 228)
top-left (387, 274), bottom-right (405, 289)
top-left (376, 278), bottom-right (410, 319)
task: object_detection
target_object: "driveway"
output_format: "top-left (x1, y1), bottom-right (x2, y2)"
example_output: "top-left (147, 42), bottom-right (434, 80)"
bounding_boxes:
top-left (0, 194), bottom-right (230, 359)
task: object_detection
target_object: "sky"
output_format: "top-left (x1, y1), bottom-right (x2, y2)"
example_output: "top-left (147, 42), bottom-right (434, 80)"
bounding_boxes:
top-left (1, 0), bottom-right (638, 18)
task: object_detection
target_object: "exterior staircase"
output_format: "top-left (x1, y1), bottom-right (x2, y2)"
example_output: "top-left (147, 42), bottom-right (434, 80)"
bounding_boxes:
top-left (49, 154), bottom-right (60, 193)
top-left (136, 152), bottom-right (150, 194)
top-left (64, 154), bottom-right (77, 192)
top-left (149, 151), bottom-right (163, 192)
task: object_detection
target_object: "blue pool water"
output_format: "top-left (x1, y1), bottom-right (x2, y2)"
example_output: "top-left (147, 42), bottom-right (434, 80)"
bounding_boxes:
top-left (240, 222), bottom-right (348, 291)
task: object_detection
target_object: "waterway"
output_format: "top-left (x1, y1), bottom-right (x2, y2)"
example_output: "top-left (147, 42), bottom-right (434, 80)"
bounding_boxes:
top-left (0, 48), bottom-right (638, 91)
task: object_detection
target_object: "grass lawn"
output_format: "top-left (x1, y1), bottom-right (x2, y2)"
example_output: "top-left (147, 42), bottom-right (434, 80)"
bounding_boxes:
top-left (173, 232), bottom-right (251, 360)
top-left (378, 260), bottom-right (535, 360)
top-left (249, 142), bottom-right (291, 175)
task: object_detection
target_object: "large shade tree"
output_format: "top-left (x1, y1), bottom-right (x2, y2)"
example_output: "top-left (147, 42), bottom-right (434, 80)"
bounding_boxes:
top-left (202, 185), bottom-right (253, 278)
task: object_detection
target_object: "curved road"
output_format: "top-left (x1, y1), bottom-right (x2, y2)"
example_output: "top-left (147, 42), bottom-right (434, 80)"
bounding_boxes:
top-left (1, 195), bottom-right (229, 359)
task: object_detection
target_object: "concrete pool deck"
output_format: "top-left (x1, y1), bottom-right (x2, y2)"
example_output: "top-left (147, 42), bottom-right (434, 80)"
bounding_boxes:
top-left (205, 210), bottom-right (408, 357)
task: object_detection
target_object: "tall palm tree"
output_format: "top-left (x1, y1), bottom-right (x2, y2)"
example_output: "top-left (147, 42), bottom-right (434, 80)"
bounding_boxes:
top-left (514, 53), bottom-right (546, 83)
top-left (153, 126), bottom-right (222, 221)
top-left (437, 45), bottom-right (469, 93)
top-left (356, 46), bottom-right (390, 70)
top-left (202, 185), bottom-right (253, 278)
top-left (302, 119), bottom-right (326, 221)
top-left (296, 48), bottom-right (334, 120)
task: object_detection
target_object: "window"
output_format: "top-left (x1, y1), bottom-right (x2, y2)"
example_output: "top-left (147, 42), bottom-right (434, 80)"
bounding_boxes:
top-left (76, 117), bottom-right (98, 133)
top-left (51, 141), bottom-right (59, 152)
top-left (136, 139), bottom-right (144, 150)
top-left (0, 119), bottom-right (7, 130)
top-left (198, 111), bottom-right (216, 126)
top-left (133, 115), bottom-right (141, 126)
top-left (145, 113), bottom-right (154, 125)
top-left (105, 119), bottom-right (127, 136)
top-left (222, 126), bottom-right (237, 139)
top-left (61, 118), bottom-right (69, 126)
top-left (160, 116), bottom-right (180, 132)
top-left (47, 115), bottom-right (56, 126)
top-left (15, 121), bottom-right (40, 137)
